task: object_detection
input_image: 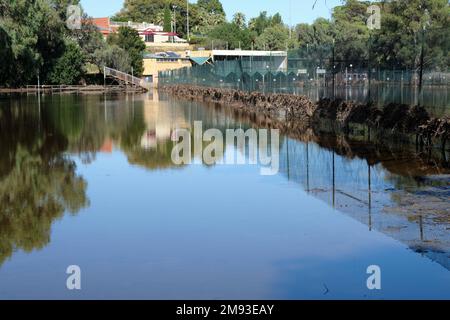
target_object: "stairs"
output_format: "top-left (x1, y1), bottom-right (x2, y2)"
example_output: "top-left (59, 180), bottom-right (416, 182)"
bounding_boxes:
top-left (104, 67), bottom-right (151, 91)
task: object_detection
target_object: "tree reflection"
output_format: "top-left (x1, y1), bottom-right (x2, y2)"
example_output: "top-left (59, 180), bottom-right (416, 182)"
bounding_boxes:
top-left (0, 102), bottom-right (88, 265)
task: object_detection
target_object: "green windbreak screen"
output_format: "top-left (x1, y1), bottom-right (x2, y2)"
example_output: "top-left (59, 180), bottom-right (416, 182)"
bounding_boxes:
top-left (158, 46), bottom-right (450, 109)
top-left (190, 57), bottom-right (211, 65)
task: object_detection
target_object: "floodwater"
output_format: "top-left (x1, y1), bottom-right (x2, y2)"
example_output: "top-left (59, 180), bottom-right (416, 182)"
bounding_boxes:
top-left (0, 92), bottom-right (449, 299)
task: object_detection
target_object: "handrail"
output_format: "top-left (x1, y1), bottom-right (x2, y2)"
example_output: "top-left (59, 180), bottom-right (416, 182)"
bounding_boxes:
top-left (104, 66), bottom-right (143, 87)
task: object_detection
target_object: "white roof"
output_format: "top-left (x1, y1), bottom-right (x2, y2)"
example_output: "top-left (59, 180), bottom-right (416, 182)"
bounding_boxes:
top-left (212, 50), bottom-right (287, 57)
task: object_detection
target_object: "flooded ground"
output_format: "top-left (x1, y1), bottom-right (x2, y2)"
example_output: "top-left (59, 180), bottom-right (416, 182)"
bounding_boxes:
top-left (0, 92), bottom-right (449, 299)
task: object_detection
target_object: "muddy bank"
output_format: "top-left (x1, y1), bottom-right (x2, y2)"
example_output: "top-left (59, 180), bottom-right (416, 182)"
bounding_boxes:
top-left (161, 85), bottom-right (450, 150)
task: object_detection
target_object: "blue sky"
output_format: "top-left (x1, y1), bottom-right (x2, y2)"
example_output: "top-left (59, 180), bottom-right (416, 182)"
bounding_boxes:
top-left (80, 0), bottom-right (343, 25)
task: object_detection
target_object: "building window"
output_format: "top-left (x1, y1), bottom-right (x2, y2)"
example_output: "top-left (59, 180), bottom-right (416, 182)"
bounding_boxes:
top-left (145, 34), bottom-right (154, 43)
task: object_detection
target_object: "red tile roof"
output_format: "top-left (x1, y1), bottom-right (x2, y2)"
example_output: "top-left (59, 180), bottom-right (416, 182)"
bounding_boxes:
top-left (92, 17), bottom-right (111, 36)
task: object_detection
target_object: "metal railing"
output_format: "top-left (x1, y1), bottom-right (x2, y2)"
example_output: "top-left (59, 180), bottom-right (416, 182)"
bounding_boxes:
top-left (104, 67), bottom-right (143, 87)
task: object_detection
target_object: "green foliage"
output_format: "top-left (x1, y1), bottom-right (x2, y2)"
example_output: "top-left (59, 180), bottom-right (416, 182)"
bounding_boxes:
top-left (197, 0), bottom-right (225, 15)
top-left (293, 18), bottom-right (334, 68)
top-left (232, 12), bottom-right (247, 30)
top-left (255, 24), bottom-right (289, 51)
top-left (163, 5), bottom-right (172, 32)
top-left (205, 8), bottom-right (291, 51)
top-left (208, 22), bottom-right (255, 49)
top-left (371, 0), bottom-right (450, 70)
top-left (48, 39), bottom-right (85, 85)
top-left (93, 45), bottom-right (132, 72)
top-left (292, 0), bottom-right (449, 71)
top-left (0, 0), bottom-right (66, 86)
top-left (190, 4), bottom-right (226, 35)
top-left (72, 15), bottom-right (106, 65)
top-left (0, 26), bottom-right (13, 85)
top-left (114, 0), bottom-right (166, 22)
top-left (249, 11), bottom-right (284, 36)
top-left (109, 26), bottom-right (146, 76)
top-left (332, 0), bottom-right (370, 62)
top-left (49, 0), bottom-right (81, 22)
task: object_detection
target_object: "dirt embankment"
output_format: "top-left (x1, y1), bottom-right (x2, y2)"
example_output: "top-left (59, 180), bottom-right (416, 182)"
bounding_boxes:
top-left (161, 85), bottom-right (450, 150)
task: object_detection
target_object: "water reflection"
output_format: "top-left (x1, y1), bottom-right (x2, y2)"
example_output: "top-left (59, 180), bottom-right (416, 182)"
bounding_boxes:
top-left (0, 92), bottom-right (449, 298)
top-left (278, 135), bottom-right (450, 271)
top-left (0, 99), bottom-right (89, 265)
top-left (219, 103), bottom-right (450, 270)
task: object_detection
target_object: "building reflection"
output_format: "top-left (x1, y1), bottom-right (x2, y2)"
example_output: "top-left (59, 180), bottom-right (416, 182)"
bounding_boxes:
top-left (140, 93), bottom-right (191, 150)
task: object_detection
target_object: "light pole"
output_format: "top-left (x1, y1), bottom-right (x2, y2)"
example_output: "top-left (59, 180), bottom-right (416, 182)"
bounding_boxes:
top-left (172, 5), bottom-right (178, 43)
top-left (186, 0), bottom-right (190, 42)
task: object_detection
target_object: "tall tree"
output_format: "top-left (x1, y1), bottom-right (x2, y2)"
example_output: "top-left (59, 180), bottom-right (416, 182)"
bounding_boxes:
top-left (293, 18), bottom-right (334, 69)
top-left (93, 45), bottom-right (132, 74)
top-left (232, 12), bottom-right (247, 30)
top-left (114, 0), bottom-right (167, 22)
top-left (255, 24), bottom-right (289, 51)
top-left (163, 4), bottom-right (172, 32)
top-left (208, 22), bottom-right (255, 49)
top-left (48, 38), bottom-right (85, 84)
top-left (109, 26), bottom-right (146, 76)
top-left (332, 0), bottom-right (370, 63)
top-left (372, 0), bottom-right (450, 70)
top-left (197, 0), bottom-right (225, 16)
top-left (0, 0), bottom-right (66, 85)
top-left (249, 11), bottom-right (271, 36)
